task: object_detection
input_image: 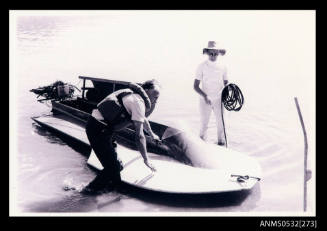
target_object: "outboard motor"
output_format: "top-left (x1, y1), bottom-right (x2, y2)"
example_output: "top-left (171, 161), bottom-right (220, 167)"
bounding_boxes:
top-left (30, 80), bottom-right (79, 101)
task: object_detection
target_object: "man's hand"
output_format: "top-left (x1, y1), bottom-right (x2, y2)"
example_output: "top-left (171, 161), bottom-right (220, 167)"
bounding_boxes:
top-left (144, 119), bottom-right (161, 145)
top-left (144, 159), bottom-right (156, 172)
top-left (151, 133), bottom-right (162, 144)
top-left (204, 95), bottom-right (212, 105)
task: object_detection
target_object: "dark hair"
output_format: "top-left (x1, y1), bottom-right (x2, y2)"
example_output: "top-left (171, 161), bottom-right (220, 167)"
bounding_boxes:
top-left (142, 79), bottom-right (161, 90)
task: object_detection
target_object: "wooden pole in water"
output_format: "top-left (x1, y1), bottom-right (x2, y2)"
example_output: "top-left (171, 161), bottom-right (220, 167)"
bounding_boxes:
top-left (294, 97), bottom-right (308, 212)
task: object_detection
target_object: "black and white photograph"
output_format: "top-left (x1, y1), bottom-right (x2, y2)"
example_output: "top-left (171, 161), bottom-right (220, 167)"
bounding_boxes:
top-left (9, 10), bottom-right (315, 216)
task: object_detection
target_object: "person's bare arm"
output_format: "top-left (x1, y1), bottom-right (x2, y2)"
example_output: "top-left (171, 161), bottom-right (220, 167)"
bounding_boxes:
top-left (194, 79), bottom-right (211, 105)
top-left (143, 118), bottom-right (154, 136)
top-left (143, 119), bottom-right (161, 143)
top-left (223, 67), bottom-right (228, 86)
top-left (145, 102), bottom-right (156, 117)
top-left (133, 120), bottom-right (156, 171)
top-left (194, 79), bottom-right (206, 98)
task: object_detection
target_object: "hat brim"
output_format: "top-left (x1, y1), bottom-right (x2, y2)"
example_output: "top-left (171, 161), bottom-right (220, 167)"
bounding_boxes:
top-left (203, 48), bottom-right (226, 55)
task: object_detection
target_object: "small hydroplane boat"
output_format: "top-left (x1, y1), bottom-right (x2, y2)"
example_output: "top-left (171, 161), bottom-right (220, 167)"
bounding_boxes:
top-left (30, 76), bottom-right (261, 194)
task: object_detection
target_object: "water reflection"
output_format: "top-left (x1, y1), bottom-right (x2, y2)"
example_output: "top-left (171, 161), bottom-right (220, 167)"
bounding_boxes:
top-left (32, 122), bottom-right (66, 145)
top-left (17, 16), bottom-right (66, 40)
top-left (24, 182), bottom-right (261, 212)
top-left (32, 121), bottom-right (91, 156)
top-left (16, 16), bottom-right (75, 56)
top-left (118, 184), bottom-right (254, 209)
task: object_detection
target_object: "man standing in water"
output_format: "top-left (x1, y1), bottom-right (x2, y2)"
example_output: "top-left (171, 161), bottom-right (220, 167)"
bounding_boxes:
top-left (194, 41), bottom-right (228, 145)
top-left (82, 80), bottom-right (161, 194)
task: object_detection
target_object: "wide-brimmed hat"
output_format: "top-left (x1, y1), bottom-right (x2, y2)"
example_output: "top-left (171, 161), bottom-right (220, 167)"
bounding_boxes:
top-left (203, 41), bottom-right (226, 55)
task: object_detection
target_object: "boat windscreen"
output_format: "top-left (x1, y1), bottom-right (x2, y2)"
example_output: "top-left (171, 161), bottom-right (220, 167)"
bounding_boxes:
top-left (161, 122), bottom-right (229, 169)
top-left (161, 120), bottom-right (193, 140)
top-left (162, 127), bottom-right (184, 140)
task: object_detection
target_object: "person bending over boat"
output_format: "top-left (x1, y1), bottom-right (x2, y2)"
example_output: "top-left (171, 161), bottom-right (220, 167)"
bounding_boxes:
top-left (82, 79), bottom-right (161, 194)
top-left (194, 41), bottom-right (228, 145)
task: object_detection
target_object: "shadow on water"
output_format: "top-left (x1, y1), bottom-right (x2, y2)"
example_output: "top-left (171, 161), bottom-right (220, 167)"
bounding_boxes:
top-left (24, 184), bottom-right (260, 213)
top-left (32, 122), bottom-right (66, 145)
top-left (116, 183), bottom-right (260, 209)
top-left (32, 122), bottom-right (91, 156)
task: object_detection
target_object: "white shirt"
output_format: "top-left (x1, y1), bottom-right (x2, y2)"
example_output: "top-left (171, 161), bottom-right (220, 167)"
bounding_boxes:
top-left (122, 94), bottom-right (146, 123)
top-left (195, 60), bottom-right (228, 98)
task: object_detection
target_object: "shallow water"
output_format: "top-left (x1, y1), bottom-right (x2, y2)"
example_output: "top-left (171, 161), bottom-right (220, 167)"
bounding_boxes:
top-left (10, 12), bottom-right (315, 214)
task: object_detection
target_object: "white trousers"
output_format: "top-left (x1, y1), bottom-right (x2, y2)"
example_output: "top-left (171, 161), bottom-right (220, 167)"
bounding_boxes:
top-left (199, 96), bottom-right (225, 142)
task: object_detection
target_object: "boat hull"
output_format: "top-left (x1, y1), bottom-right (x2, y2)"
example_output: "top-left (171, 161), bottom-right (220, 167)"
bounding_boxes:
top-left (32, 115), bottom-right (262, 194)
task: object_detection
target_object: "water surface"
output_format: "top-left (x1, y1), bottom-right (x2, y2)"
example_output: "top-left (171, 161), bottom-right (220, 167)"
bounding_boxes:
top-left (11, 12), bottom-right (315, 214)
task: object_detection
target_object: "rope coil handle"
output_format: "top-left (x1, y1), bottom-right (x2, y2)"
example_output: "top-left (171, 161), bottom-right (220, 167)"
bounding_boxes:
top-left (221, 83), bottom-right (244, 111)
top-left (220, 83), bottom-right (244, 147)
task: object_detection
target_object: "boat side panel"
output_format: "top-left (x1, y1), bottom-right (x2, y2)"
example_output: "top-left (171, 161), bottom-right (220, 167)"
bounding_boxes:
top-left (52, 101), bottom-right (90, 122)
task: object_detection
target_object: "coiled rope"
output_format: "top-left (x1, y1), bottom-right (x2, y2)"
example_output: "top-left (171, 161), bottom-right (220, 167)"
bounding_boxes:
top-left (221, 83), bottom-right (244, 147)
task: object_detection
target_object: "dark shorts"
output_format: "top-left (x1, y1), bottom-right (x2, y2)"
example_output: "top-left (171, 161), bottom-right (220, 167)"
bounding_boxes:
top-left (85, 116), bottom-right (122, 186)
